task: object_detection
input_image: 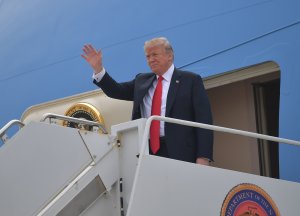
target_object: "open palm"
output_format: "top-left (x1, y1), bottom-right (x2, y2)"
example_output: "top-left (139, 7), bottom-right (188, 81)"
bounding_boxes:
top-left (81, 44), bottom-right (103, 73)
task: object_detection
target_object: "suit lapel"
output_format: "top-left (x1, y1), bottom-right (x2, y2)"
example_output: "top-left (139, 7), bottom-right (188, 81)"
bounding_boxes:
top-left (166, 69), bottom-right (181, 117)
top-left (134, 74), bottom-right (156, 112)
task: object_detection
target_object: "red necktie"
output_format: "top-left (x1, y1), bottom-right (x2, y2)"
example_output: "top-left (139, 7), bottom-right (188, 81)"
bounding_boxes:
top-left (150, 76), bottom-right (163, 154)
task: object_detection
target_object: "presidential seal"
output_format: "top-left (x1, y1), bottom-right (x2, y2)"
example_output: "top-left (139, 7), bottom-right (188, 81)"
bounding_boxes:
top-left (220, 183), bottom-right (280, 216)
top-left (63, 102), bottom-right (105, 132)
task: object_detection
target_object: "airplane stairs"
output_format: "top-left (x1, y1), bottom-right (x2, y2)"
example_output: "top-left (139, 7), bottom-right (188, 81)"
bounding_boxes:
top-left (0, 114), bottom-right (300, 215)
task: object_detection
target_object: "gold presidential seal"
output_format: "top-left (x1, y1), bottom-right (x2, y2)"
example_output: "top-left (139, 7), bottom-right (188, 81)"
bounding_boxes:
top-left (63, 102), bottom-right (105, 132)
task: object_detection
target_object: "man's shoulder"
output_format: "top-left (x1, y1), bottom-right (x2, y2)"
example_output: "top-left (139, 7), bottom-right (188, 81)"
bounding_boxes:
top-left (135, 72), bottom-right (155, 80)
top-left (175, 68), bottom-right (202, 79)
top-left (136, 72), bottom-right (153, 76)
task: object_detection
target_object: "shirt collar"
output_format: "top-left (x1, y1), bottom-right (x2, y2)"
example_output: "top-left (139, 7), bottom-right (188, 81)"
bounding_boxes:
top-left (157, 64), bottom-right (174, 82)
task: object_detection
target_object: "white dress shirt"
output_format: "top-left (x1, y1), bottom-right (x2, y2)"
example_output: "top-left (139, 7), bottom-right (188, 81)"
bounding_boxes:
top-left (140, 64), bottom-right (174, 136)
top-left (93, 64), bottom-right (175, 137)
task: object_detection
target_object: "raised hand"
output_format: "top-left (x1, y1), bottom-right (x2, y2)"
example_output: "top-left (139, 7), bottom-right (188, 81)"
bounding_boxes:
top-left (81, 44), bottom-right (103, 74)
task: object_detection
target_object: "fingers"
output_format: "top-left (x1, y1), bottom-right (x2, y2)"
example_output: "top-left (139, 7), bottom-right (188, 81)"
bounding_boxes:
top-left (81, 44), bottom-right (103, 72)
top-left (82, 44), bottom-right (94, 55)
top-left (82, 44), bottom-right (98, 55)
top-left (81, 44), bottom-right (102, 61)
top-left (81, 53), bottom-right (88, 61)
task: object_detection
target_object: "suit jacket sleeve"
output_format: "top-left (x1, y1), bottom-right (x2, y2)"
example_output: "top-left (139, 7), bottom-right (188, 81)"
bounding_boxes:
top-left (192, 75), bottom-right (213, 160)
top-left (93, 72), bottom-right (135, 101)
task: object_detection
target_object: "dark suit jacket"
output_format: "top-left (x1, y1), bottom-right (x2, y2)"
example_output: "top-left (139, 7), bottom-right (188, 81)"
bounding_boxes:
top-left (94, 68), bottom-right (213, 163)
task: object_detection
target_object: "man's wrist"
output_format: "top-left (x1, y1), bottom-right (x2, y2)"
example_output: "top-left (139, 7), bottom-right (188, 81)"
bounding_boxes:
top-left (94, 66), bottom-right (103, 75)
top-left (93, 67), bottom-right (106, 82)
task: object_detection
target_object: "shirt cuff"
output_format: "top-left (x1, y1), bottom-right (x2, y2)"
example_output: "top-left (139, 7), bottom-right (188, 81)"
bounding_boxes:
top-left (92, 68), bottom-right (106, 83)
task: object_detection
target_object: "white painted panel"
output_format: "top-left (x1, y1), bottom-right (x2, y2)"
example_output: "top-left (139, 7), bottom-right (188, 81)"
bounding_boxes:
top-left (0, 122), bottom-right (92, 216)
top-left (128, 155), bottom-right (300, 216)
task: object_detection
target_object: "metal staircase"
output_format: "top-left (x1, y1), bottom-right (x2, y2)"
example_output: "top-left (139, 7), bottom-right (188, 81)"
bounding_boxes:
top-left (1, 115), bottom-right (300, 215)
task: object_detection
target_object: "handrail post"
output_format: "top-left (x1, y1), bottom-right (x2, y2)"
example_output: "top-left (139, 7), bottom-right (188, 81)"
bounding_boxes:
top-left (0, 120), bottom-right (25, 144)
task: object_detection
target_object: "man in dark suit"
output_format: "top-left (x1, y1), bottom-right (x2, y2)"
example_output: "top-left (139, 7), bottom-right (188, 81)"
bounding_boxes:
top-left (82, 37), bottom-right (213, 165)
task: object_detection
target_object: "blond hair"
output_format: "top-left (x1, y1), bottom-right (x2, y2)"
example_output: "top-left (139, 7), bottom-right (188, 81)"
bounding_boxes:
top-left (144, 37), bottom-right (174, 56)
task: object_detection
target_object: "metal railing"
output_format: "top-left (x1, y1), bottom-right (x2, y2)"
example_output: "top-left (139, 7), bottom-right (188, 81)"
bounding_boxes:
top-left (41, 113), bottom-right (108, 134)
top-left (141, 116), bottom-right (300, 149)
top-left (0, 113), bottom-right (108, 145)
top-left (0, 120), bottom-right (25, 144)
top-left (126, 115), bottom-right (300, 215)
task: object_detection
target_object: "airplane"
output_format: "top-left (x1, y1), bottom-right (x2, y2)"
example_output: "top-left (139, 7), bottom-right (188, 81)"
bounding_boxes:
top-left (0, 0), bottom-right (300, 192)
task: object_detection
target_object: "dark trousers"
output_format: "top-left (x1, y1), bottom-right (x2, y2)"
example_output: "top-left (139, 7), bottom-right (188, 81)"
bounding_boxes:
top-left (149, 137), bottom-right (169, 158)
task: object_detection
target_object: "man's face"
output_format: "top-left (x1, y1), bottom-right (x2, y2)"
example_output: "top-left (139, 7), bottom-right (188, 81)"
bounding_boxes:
top-left (145, 45), bottom-right (173, 75)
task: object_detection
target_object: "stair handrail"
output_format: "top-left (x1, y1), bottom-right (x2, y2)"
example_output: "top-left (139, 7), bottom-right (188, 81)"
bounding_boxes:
top-left (126, 115), bottom-right (300, 216)
top-left (41, 113), bottom-right (108, 134)
top-left (0, 120), bottom-right (25, 144)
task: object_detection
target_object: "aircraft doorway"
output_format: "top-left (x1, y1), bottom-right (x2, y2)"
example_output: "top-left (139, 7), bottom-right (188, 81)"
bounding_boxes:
top-left (253, 79), bottom-right (280, 178)
top-left (204, 62), bottom-right (280, 177)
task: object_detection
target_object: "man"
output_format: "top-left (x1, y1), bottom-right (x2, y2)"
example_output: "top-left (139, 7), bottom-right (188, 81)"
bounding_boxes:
top-left (81, 37), bottom-right (213, 165)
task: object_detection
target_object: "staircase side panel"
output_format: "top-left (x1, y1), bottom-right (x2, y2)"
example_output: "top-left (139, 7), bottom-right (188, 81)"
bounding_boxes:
top-left (0, 122), bottom-right (93, 216)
